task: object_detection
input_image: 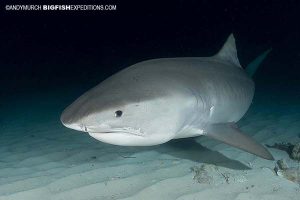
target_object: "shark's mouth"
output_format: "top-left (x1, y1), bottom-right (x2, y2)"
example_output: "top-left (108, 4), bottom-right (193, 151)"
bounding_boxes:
top-left (89, 127), bottom-right (144, 137)
top-left (88, 127), bottom-right (149, 146)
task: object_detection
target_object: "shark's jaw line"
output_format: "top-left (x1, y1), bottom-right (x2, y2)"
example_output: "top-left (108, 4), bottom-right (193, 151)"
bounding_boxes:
top-left (88, 127), bottom-right (151, 146)
top-left (89, 127), bottom-right (144, 137)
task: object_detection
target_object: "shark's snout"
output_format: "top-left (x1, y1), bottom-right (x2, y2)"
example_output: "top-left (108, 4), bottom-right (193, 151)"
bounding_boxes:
top-left (60, 109), bottom-right (86, 132)
top-left (60, 108), bottom-right (72, 126)
top-left (62, 122), bottom-right (85, 132)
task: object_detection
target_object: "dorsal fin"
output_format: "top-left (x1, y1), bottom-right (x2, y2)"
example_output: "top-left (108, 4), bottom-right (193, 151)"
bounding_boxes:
top-left (214, 34), bottom-right (242, 68)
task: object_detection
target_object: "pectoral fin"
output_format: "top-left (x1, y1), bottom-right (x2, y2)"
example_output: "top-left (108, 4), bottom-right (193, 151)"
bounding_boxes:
top-left (204, 123), bottom-right (274, 160)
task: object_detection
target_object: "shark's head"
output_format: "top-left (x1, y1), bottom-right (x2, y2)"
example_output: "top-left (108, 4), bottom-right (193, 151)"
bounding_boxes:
top-left (61, 67), bottom-right (196, 146)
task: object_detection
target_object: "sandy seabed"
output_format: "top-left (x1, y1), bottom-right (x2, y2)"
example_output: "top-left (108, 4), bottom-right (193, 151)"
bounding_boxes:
top-left (1, 85), bottom-right (300, 200)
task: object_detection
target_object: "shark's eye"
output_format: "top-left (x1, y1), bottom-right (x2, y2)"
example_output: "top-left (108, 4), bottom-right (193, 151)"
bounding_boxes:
top-left (115, 110), bottom-right (123, 117)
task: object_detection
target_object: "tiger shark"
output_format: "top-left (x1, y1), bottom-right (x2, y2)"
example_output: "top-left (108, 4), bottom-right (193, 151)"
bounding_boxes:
top-left (61, 34), bottom-right (274, 160)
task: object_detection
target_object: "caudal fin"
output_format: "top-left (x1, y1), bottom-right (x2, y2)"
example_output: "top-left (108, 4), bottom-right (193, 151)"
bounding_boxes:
top-left (246, 48), bottom-right (272, 77)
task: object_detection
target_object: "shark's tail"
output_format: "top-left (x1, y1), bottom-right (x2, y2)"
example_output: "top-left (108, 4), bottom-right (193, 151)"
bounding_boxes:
top-left (246, 48), bottom-right (272, 77)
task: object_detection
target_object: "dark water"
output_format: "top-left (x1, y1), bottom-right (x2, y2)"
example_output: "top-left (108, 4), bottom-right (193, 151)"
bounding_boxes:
top-left (1, 1), bottom-right (300, 199)
top-left (2, 1), bottom-right (299, 133)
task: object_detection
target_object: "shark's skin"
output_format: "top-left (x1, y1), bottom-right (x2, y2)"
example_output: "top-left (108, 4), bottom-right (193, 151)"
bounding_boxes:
top-left (61, 34), bottom-right (274, 160)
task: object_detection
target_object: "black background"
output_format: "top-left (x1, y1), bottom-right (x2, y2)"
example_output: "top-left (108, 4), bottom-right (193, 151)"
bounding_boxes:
top-left (1, 0), bottom-right (299, 93)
